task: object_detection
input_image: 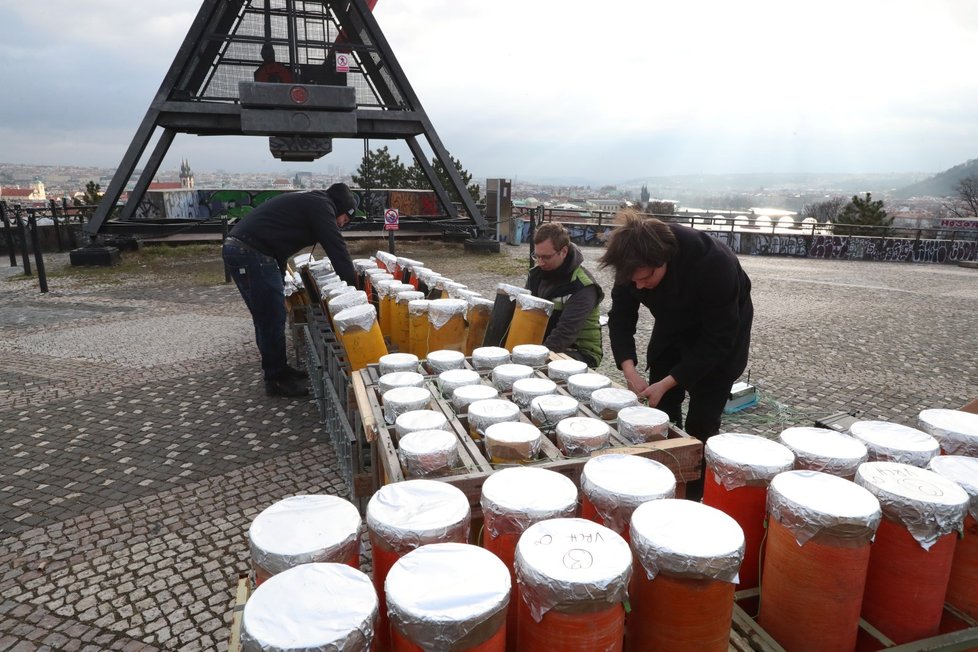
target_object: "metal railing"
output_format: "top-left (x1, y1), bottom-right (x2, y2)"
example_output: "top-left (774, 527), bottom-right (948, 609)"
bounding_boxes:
top-left (529, 206), bottom-right (978, 242)
top-left (0, 201), bottom-right (97, 293)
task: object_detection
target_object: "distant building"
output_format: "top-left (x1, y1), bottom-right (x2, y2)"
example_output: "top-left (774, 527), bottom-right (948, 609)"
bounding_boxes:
top-left (148, 181), bottom-right (184, 191)
top-left (0, 177), bottom-right (46, 203)
top-left (179, 159), bottom-right (195, 189)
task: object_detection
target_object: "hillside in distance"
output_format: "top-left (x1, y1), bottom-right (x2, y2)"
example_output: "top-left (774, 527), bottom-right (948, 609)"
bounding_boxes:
top-left (892, 158), bottom-right (978, 199)
top-left (620, 172), bottom-right (927, 196)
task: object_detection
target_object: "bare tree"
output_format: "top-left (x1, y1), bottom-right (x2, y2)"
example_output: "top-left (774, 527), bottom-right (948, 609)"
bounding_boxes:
top-left (646, 200), bottom-right (676, 216)
top-left (945, 175), bottom-right (978, 217)
top-left (802, 196), bottom-right (847, 222)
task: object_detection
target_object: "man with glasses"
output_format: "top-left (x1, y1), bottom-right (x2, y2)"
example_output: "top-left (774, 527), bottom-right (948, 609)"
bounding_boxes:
top-left (223, 183), bottom-right (359, 397)
top-left (525, 222), bottom-right (604, 367)
top-left (599, 209), bottom-right (753, 501)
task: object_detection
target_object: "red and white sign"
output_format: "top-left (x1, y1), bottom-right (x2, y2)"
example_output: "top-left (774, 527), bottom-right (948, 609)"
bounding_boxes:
top-left (335, 53), bottom-right (350, 73)
top-left (384, 208), bottom-right (400, 231)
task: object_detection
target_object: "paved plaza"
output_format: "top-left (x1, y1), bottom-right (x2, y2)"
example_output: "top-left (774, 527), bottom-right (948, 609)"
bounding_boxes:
top-left (0, 242), bottom-right (976, 650)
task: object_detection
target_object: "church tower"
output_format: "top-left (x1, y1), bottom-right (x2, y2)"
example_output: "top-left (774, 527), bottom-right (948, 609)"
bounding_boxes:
top-left (179, 159), bottom-right (195, 189)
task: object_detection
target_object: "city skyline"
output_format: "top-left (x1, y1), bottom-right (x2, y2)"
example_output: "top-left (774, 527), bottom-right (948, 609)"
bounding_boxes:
top-left (1, 1), bottom-right (977, 184)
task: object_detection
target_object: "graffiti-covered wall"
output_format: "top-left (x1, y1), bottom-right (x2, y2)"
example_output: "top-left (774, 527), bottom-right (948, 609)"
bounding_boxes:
top-left (530, 218), bottom-right (978, 264)
top-left (132, 188), bottom-right (446, 220)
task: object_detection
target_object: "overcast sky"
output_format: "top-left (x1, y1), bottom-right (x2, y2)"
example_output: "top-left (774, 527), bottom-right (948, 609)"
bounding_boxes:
top-left (1, 0), bottom-right (977, 184)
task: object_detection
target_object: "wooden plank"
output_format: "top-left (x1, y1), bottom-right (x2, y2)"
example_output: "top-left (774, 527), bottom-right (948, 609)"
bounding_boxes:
top-left (227, 573), bottom-right (250, 652)
top-left (427, 382), bottom-right (494, 473)
top-left (351, 370), bottom-right (379, 443)
top-left (882, 626), bottom-right (978, 651)
top-left (730, 601), bottom-right (786, 652)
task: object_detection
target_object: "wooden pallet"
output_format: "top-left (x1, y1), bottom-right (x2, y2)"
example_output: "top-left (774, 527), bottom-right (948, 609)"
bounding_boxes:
top-left (350, 356), bottom-right (703, 516)
top-left (227, 573), bottom-right (250, 652)
top-left (729, 588), bottom-right (978, 652)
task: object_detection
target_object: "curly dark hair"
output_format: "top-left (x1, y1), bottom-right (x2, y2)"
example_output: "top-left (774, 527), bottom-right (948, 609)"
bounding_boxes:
top-left (598, 209), bottom-right (678, 285)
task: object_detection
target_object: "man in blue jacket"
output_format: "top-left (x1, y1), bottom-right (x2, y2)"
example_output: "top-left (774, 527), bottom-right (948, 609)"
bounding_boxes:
top-left (600, 210), bottom-right (753, 500)
top-left (223, 183), bottom-right (358, 397)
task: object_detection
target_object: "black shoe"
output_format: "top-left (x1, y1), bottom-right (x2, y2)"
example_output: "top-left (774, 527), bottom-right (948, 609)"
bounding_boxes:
top-left (264, 376), bottom-right (310, 398)
top-left (284, 364), bottom-right (306, 380)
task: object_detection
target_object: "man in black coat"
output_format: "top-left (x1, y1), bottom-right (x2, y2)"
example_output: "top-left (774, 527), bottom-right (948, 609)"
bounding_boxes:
top-left (600, 210), bottom-right (753, 500)
top-left (222, 183), bottom-right (359, 397)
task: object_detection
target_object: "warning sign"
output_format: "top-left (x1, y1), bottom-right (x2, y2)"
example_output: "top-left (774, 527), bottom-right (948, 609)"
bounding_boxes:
top-left (336, 53), bottom-right (350, 73)
top-left (384, 208), bottom-right (399, 231)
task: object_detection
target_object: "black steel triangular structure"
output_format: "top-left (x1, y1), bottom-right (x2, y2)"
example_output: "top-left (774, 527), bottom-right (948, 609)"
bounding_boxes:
top-left (86, 0), bottom-right (486, 236)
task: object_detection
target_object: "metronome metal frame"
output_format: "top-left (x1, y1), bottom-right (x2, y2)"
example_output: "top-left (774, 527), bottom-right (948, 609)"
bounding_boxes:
top-left (85, 0), bottom-right (486, 236)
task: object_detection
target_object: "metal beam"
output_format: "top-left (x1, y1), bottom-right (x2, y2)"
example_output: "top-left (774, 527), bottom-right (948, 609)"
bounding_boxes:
top-left (86, 0), bottom-right (229, 235)
top-left (406, 136), bottom-right (457, 219)
top-left (119, 129), bottom-right (176, 220)
top-left (346, 0), bottom-right (488, 232)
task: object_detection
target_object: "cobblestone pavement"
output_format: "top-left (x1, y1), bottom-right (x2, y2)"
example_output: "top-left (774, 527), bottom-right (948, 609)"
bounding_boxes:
top-left (1, 244), bottom-right (976, 650)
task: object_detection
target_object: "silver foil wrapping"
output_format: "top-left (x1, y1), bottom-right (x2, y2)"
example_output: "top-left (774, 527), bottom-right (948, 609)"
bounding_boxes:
top-left (467, 399), bottom-right (521, 437)
top-left (334, 303), bottom-right (378, 335)
top-left (491, 363), bottom-right (535, 392)
top-left (437, 369), bottom-right (481, 398)
top-left (378, 372), bottom-right (426, 395)
top-left (705, 433), bottom-right (795, 490)
top-left (850, 420), bottom-right (940, 467)
top-left (496, 282), bottom-right (530, 299)
top-left (328, 285), bottom-right (357, 301)
top-left (511, 344), bottom-right (551, 367)
top-left (855, 461), bottom-right (969, 550)
top-left (328, 290), bottom-right (369, 318)
top-left (248, 495), bottom-right (362, 578)
top-left (529, 394), bottom-right (579, 426)
top-left (588, 387), bottom-right (640, 420)
top-left (778, 426), bottom-right (868, 477)
top-left (515, 518), bottom-right (632, 623)
top-left (374, 279), bottom-right (399, 300)
top-left (630, 499), bottom-right (745, 583)
top-left (395, 290), bottom-right (425, 306)
top-left (566, 373), bottom-right (612, 403)
top-left (511, 377), bottom-right (558, 408)
top-left (366, 479), bottom-right (471, 556)
top-left (484, 422), bottom-right (544, 463)
top-left (616, 406), bottom-right (670, 444)
top-left (241, 563), bottom-right (377, 652)
top-left (451, 384), bottom-right (499, 413)
top-left (408, 299), bottom-right (430, 318)
top-left (379, 353), bottom-right (420, 375)
top-left (927, 455), bottom-right (978, 521)
top-left (471, 346), bottom-right (511, 371)
top-left (547, 359), bottom-right (588, 382)
top-left (556, 417), bottom-right (611, 456)
top-left (426, 349), bottom-right (466, 374)
top-left (386, 544), bottom-right (510, 652)
top-left (515, 293), bottom-right (554, 316)
top-left (443, 282), bottom-right (469, 299)
top-left (766, 470), bottom-right (881, 546)
top-left (918, 408), bottom-right (978, 456)
top-left (394, 409), bottom-right (450, 438)
top-left (480, 467), bottom-right (579, 538)
top-left (382, 387), bottom-right (432, 426)
top-left (398, 429), bottom-right (460, 477)
top-left (581, 454), bottom-right (676, 533)
top-left (427, 299), bottom-right (468, 329)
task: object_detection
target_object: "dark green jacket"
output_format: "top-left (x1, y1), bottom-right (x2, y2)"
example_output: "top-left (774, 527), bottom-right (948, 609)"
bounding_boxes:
top-left (526, 244), bottom-right (604, 365)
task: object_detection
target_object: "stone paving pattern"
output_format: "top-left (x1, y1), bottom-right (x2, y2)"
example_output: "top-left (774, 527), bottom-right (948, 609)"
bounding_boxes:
top-left (1, 244), bottom-right (976, 650)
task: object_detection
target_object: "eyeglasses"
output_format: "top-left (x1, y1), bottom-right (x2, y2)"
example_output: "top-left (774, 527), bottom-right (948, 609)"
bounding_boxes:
top-left (532, 248), bottom-right (565, 262)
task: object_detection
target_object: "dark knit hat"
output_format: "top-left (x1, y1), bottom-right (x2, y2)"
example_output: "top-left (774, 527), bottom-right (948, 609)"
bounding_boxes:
top-left (325, 183), bottom-right (359, 217)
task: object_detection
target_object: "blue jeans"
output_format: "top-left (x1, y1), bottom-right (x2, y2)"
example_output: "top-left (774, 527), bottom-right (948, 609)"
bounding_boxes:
top-left (223, 240), bottom-right (288, 380)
